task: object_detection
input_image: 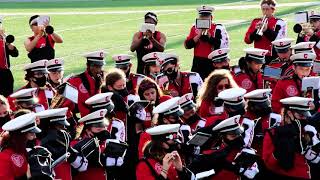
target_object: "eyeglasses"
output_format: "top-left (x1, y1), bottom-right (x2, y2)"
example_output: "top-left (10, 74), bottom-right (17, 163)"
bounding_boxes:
top-left (217, 84), bottom-right (231, 90)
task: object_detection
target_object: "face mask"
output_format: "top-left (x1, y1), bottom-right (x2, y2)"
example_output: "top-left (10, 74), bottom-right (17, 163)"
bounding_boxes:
top-left (26, 139), bottom-right (36, 149)
top-left (224, 136), bottom-right (244, 148)
top-left (0, 114), bottom-right (11, 126)
top-left (164, 67), bottom-right (178, 80)
top-left (93, 130), bottom-right (110, 142)
top-left (115, 88), bottom-right (129, 97)
top-left (33, 76), bottom-right (47, 87)
top-left (150, 72), bottom-right (160, 79)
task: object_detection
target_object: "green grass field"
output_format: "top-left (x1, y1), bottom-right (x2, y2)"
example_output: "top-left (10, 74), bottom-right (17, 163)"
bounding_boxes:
top-left (1, 0), bottom-right (319, 89)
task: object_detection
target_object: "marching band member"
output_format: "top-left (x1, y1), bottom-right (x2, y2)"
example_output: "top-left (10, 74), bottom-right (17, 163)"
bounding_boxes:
top-left (136, 124), bottom-right (194, 180)
top-left (232, 48), bottom-right (267, 93)
top-left (0, 113), bottom-right (41, 179)
top-left (47, 58), bottom-right (64, 88)
top-left (263, 97), bottom-right (314, 179)
top-left (296, 11), bottom-right (320, 60)
top-left (190, 115), bottom-right (260, 180)
top-left (244, 0), bottom-right (287, 64)
top-left (264, 38), bottom-right (294, 89)
top-left (112, 54), bottom-right (145, 95)
top-left (272, 53), bottom-right (316, 113)
top-left (9, 88), bottom-right (45, 113)
top-left (8, 60), bottom-right (55, 111)
top-left (197, 69), bottom-right (237, 126)
top-left (185, 5), bottom-right (229, 80)
top-left (179, 93), bottom-right (206, 133)
top-left (0, 95), bottom-right (11, 132)
top-left (66, 50), bottom-right (106, 117)
top-left (208, 48), bottom-right (231, 71)
top-left (142, 52), bottom-right (162, 80)
top-left (157, 52), bottom-right (203, 98)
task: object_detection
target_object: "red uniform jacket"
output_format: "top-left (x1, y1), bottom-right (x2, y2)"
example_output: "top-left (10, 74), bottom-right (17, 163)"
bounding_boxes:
top-left (8, 83), bottom-right (55, 112)
top-left (127, 73), bottom-right (145, 95)
top-left (138, 132), bottom-right (151, 159)
top-left (136, 158), bottom-right (180, 180)
top-left (271, 76), bottom-right (303, 113)
top-left (67, 70), bottom-right (101, 117)
top-left (263, 128), bottom-right (311, 179)
top-left (162, 72), bottom-right (202, 97)
top-left (198, 100), bottom-right (228, 127)
top-left (232, 68), bottom-right (263, 93)
top-left (0, 148), bottom-right (28, 180)
top-left (185, 24), bottom-right (229, 58)
top-left (54, 162), bottom-right (72, 180)
top-left (244, 16), bottom-right (286, 56)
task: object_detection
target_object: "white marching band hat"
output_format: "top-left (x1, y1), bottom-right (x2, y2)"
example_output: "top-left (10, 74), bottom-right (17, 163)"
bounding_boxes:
top-left (24, 59), bottom-right (48, 73)
top-left (208, 48), bottom-right (230, 63)
top-left (178, 93), bottom-right (196, 110)
top-left (85, 92), bottom-right (114, 112)
top-left (36, 107), bottom-right (69, 126)
top-left (291, 42), bottom-right (315, 54)
top-left (146, 124), bottom-right (180, 136)
top-left (78, 109), bottom-right (108, 127)
top-left (218, 88), bottom-right (247, 106)
top-left (158, 53), bottom-right (179, 69)
top-left (47, 58), bottom-right (64, 72)
top-left (280, 97), bottom-right (313, 111)
top-left (212, 115), bottom-right (242, 133)
top-left (2, 112), bottom-right (41, 133)
top-left (83, 50), bottom-right (107, 66)
top-left (272, 38), bottom-right (294, 53)
top-left (197, 5), bottom-right (214, 15)
top-left (244, 48), bottom-right (268, 64)
top-left (142, 52), bottom-right (163, 66)
top-left (112, 54), bottom-right (134, 67)
top-left (244, 89), bottom-right (272, 103)
top-left (290, 52), bottom-right (316, 67)
top-left (10, 88), bottom-right (38, 102)
top-left (153, 97), bottom-right (184, 116)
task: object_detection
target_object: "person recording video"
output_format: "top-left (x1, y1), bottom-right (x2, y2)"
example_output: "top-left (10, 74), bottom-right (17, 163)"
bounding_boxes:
top-left (24, 15), bottom-right (63, 62)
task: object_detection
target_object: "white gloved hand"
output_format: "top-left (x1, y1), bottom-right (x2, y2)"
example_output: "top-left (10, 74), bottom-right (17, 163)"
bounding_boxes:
top-left (71, 156), bottom-right (89, 172)
top-left (242, 162), bottom-right (259, 179)
top-left (106, 157), bottom-right (124, 167)
top-left (136, 108), bottom-right (147, 121)
top-left (304, 146), bottom-right (320, 164)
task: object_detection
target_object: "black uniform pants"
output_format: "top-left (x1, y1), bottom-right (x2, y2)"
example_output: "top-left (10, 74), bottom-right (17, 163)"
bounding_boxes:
top-left (191, 56), bottom-right (214, 80)
top-left (0, 69), bottom-right (14, 97)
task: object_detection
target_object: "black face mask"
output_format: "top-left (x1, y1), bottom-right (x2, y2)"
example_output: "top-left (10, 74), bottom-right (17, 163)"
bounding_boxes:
top-left (0, 114), bottom-right (11, 127)
top-left (164, 67), bottom-right (178, 80)
top-left (33, 76), bottom-right (47, 87)
top-left (26, 139), bottom-right (37, 149)
top-left (186, 113), bottom-right (201, 125)
top-left (93, 130), bottom-right (110, 142)
top-left (115, 88), bottom-right (129, 97)
top-left (224, 136), bottom-right (244, 148)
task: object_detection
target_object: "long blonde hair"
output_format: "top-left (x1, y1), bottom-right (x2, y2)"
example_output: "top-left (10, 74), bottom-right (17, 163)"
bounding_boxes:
top-left (197, 69), bottom-right (238, 107)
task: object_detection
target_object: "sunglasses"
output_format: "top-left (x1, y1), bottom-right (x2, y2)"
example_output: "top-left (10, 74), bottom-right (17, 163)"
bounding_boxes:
top-left (217, 84), bottom-right (231, 90)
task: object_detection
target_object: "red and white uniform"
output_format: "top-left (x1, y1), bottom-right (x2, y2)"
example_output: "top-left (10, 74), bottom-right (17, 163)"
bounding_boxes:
top-left (67, 70), bottom-right (101, 117)
top-left (136, 158), bottom-right (180, 180)
top-left (128, 73), bottom-right (145, 95)
top-left (232, 66), bottom-right (263, 93)
top-left (198, 100), bottom-right (228, 127)
top-left (244, 16), bottom-right (287, 56)
top-left (0, 148), bottom-right (28, 180)
top-left (263, 128), bottom-right (311, 179)
top-left (185, 23), bottom-right (229, 59)
top-left (158, 72), bottom-right (203, 97)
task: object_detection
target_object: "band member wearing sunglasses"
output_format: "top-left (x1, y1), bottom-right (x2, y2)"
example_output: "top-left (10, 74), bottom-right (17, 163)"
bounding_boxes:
top-left (25, 15), bottom-right (63, 62)
top-left (112, 54), bottom-right (145, 95)
top-left (197, 69), bottom-right (237, 126)
top-left (136, 124), bottom-right (194, 180)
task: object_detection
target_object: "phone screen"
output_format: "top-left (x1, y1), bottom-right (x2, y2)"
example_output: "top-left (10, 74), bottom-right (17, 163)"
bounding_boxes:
top-left (263, 66), bottom-right (282, 79)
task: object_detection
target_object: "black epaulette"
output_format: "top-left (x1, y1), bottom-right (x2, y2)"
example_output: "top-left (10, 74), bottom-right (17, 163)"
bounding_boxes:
top-left (269, 58), bottom-right (281, 65)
